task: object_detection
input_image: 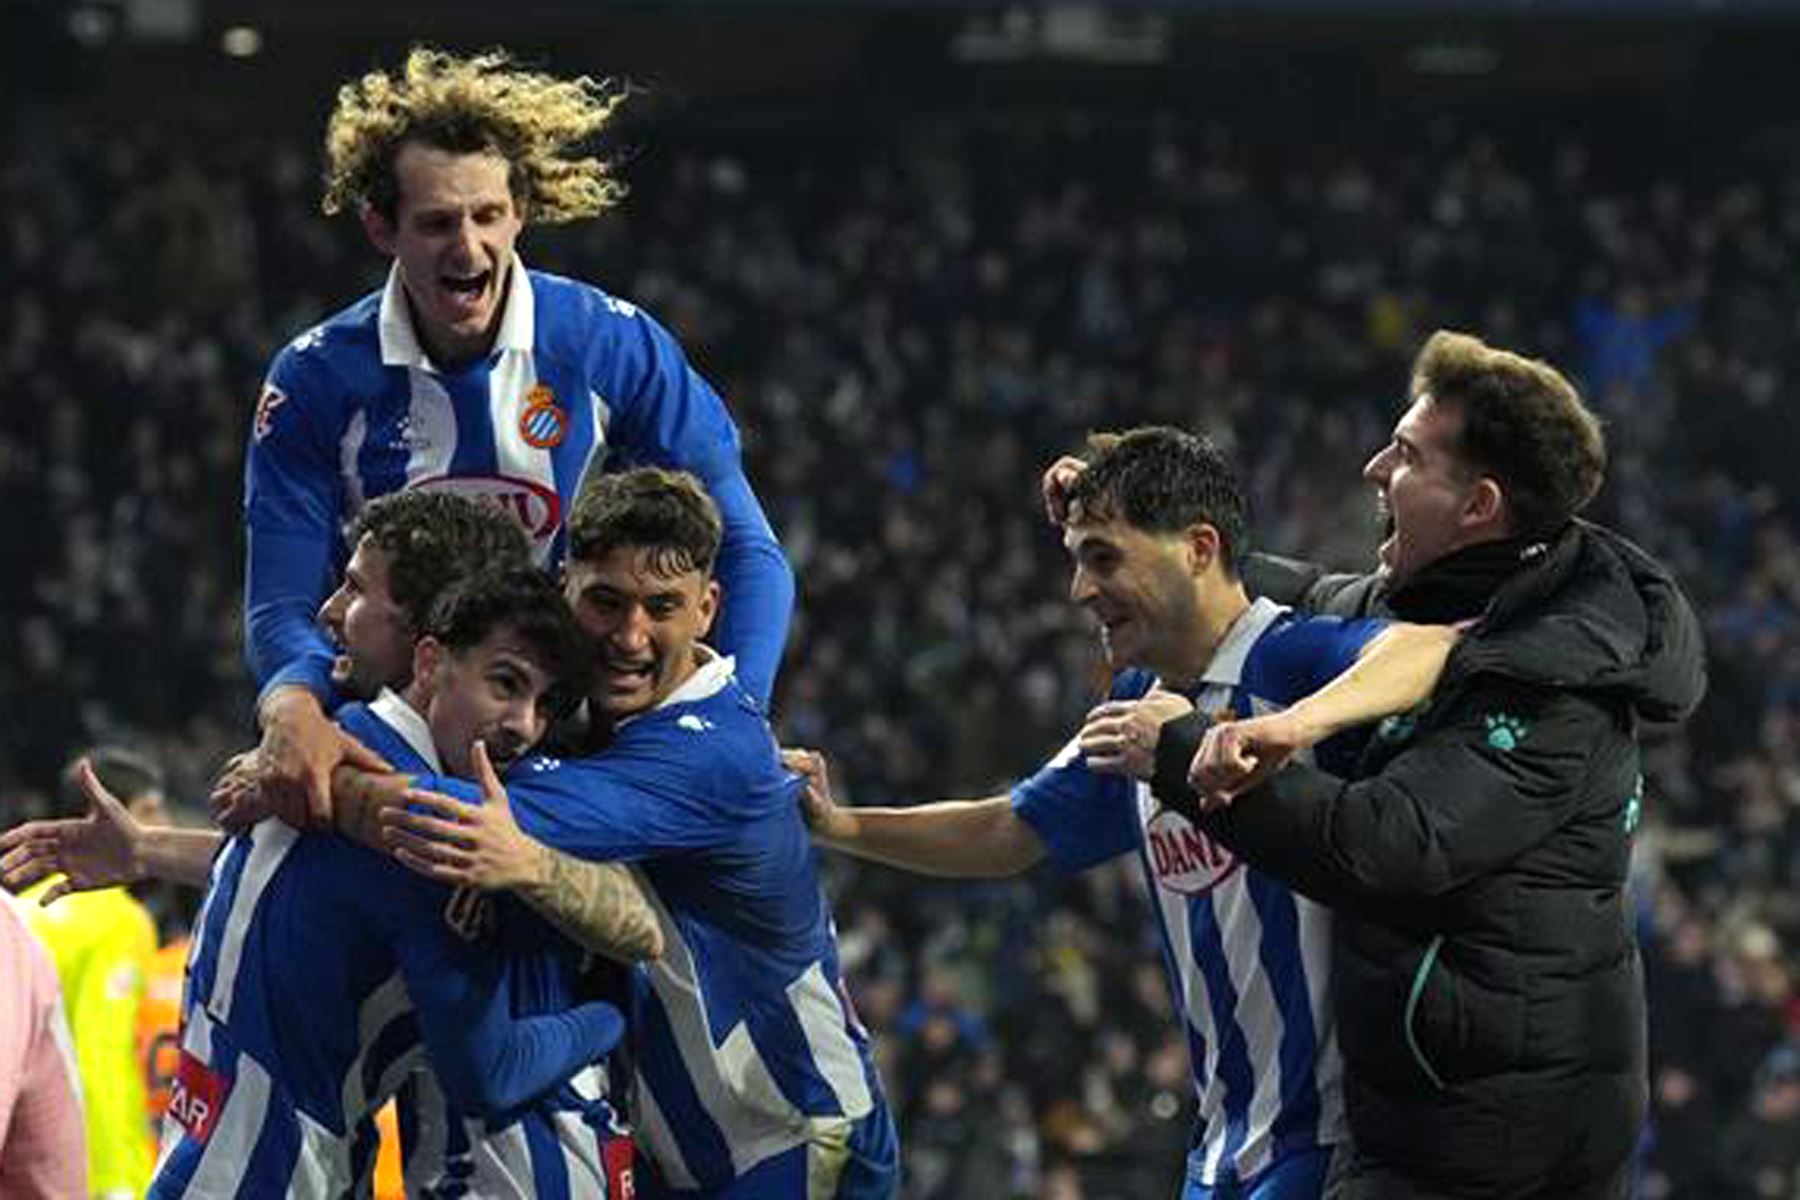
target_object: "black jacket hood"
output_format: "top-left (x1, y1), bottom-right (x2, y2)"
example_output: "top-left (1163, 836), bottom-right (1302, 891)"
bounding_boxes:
top-left (1448, 520), bottom-right (1707, 725)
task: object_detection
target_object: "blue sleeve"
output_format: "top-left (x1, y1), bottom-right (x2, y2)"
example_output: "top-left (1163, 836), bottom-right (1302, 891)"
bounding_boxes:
top-left (242, 342), bottom-right (348, 705)
top-left (377, 874), bottom-right (625, 1116)
top-left (597, 305), bottom-right (794, 706)
top-left (1009, 670), bottom-right (1152, 873)
top-left (1246, 615), bottom-right (1390, 704)
top-left (417, 725), bottom-right (749, 863)
top-left (1011, 741), bottom-right (1140, 874)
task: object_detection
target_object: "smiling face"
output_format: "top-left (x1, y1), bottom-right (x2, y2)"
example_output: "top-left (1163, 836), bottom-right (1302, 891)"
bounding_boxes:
top-left (413, 626), bottom-right (555, 777)
top-left (319, 537), bottom-right (414, 700)
top-left (1063, 514), bottom-right (1204, 675)
top-left (363, 142), bottom-right (524, 367)
top-left (1362, 396), bottom-right (1496, 588)
top-left (565, 546), bottom-right (720, 720)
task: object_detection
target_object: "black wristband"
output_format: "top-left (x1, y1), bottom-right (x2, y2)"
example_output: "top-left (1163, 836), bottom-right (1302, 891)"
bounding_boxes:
top-left (1152, 709), bottom-right (1212, 820)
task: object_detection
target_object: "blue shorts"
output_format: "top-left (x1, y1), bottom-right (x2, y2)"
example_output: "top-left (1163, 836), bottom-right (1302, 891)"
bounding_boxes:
top-left (1184, 1145), bottom-right (1338, 1200)
top-left (637, 1102), bottom-right (898, 1199)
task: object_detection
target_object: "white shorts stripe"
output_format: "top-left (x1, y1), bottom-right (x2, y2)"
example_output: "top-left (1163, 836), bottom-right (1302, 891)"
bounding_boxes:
top-left (787, 963), bottom-right (874, 1120)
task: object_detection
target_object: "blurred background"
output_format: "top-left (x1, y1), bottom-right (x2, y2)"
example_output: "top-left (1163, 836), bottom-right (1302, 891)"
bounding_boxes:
top-left (4, 0), bottom-right (1800, 1195)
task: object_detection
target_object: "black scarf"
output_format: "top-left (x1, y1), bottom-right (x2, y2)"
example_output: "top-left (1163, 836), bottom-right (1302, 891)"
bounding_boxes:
top-left (1383, 535), bottom-right (1548, 625)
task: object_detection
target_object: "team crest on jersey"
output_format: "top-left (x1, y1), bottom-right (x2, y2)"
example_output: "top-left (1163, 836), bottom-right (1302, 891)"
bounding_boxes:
top-left (519, 384), bottom-right (568, 449)
top-left (1145, 807), bottom-right (1240, 895)
top-left (252, 385), bottom-right (287, 442)
top-left (411, 474), bottom-right (562, 543)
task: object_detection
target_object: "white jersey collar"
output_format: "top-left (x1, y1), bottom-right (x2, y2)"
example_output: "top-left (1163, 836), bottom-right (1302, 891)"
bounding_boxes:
top-left (1199, 596), bottom-right (1288, 688)
top-left (613, 646), bottom-right (735, 730)
top-left (368, 688), bottom-right (444, 773)
top-left (378, 252), bottom-right (535, 370)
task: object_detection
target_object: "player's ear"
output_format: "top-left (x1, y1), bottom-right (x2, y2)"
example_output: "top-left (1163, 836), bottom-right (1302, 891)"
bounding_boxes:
top-left (1184, 523), bottom-right (1221, 577)
top-left (362, 204), bottom-right (396, 256)
top-left (1463, 476), bottom-right (1506, 533)
top-left (695, 579), bottom-right (721, 638)
top-left (411, 636), bottom-right (443, 697)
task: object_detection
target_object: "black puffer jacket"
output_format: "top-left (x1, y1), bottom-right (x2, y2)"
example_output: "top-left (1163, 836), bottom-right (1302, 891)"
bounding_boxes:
top-left (1175, 522), bottom-right (1706, 1198)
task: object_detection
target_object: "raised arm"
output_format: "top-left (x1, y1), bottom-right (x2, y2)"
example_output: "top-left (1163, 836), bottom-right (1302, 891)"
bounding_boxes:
top-left (782, 750), bottom-right (1046, 879)
top-left (606, 307), bottom-right (793, 705)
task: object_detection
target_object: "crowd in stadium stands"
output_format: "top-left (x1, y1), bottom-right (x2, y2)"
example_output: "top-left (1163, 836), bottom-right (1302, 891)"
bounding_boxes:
top-left (3, 103), bottom-right (1798, 1197)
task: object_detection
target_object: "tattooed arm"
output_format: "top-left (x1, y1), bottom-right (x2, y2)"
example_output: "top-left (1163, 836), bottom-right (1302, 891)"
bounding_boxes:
top-left (379, 744), bottom-right (664, 964)
top-left (512, 847), bottom-right (664, 965)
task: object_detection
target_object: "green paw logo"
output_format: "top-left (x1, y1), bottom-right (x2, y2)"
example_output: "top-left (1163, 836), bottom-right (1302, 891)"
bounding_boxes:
top-left (1484, 713), bottom-right (1529, 751)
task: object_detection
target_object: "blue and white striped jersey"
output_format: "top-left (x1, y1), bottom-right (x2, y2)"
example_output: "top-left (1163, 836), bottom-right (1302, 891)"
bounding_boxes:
top-left (244, 257), bottom-right (794, 707)
top-left (1013, 598), bottom-right (1385, 1191)
top-left (423, 651), bottom-right (893, 1194)
top-left (149, 697), bottom-right (625, 1199)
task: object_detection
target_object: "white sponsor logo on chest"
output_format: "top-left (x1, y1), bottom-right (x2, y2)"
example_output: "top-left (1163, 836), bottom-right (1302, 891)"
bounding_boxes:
top-left (1144, 806), bottom-right (1240, 895)
top-left (410, 473), bottom-right (561, 542)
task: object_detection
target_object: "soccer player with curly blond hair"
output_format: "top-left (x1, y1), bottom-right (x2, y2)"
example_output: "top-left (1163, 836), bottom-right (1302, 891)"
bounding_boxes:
top-left (246, 47), bottom-right (794, 836)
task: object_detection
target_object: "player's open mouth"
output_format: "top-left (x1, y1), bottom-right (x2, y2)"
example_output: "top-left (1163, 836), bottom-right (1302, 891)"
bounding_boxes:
top-left (1376, 493), bottom-right (1396, 563)
top-left (440, 270), bottom-right (492, 307)
top-left (601, 658), bottom-right (656, 687)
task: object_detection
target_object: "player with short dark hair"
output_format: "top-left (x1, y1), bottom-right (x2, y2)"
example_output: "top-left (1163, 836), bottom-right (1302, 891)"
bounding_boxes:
top-left (347, 466), bottom-right (899, 1198)
top-left (790, 427), bottom-right (1465, 1199)
top-left (1138, 332), bottom-right (1705, 1199)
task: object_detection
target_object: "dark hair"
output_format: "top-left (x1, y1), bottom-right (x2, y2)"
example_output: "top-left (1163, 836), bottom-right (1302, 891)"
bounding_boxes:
top-left (567, 467), bottom-right (722, 578)
top-left (423, 567), bottom-right (592, 716)
top-left (1064, 426), bottom-right (1249, 576)
top-left (58, 746), bottom-right (162, 818)
top-left (1411, 330), bottom-right (1607, 538)
top-left (347, 490), bottom-right (533, 632)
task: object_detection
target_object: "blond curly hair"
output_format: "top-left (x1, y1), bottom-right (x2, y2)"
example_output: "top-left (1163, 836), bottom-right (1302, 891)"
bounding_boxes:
top-left (321, 47), bottom-right (626, 225)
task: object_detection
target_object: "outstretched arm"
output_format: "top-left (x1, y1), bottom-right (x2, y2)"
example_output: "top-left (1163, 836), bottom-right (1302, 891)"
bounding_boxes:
top-left (1, 761), bottom-right (219, 897)
top-left (1193, 623), bottom-right (1461, 801)
top-left (782, 749), bottom-right (1046, 879)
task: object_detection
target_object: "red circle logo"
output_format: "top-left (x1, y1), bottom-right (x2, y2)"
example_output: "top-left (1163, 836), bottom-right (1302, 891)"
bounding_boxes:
top-left (520, 387), bottom-right (568, 449)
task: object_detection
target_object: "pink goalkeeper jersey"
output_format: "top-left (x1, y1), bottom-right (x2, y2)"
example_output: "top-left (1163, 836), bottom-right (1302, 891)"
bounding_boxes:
top-left (0, 894), bottom-right (86, 1199)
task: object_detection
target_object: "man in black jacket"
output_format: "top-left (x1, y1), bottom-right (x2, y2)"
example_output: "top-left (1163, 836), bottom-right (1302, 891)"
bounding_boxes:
top-left (1083, 331), bottom-right (1706, 1199)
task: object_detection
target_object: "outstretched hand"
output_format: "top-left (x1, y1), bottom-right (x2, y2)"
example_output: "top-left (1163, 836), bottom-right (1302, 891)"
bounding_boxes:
top-left (382, 741), bottom-right (545, 891)
top-left (0, 760), bottom-right (144, 903)
top-left (782, 747), bottom-right (854, 842)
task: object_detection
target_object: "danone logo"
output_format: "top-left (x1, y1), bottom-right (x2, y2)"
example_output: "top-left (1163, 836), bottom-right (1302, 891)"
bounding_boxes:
top-left (411, 474), bottom-right (561, 542)
top-left (1145, 808), bottom-right (1240, 895)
